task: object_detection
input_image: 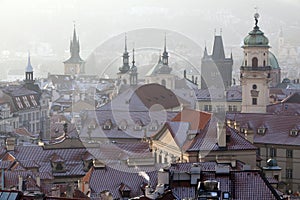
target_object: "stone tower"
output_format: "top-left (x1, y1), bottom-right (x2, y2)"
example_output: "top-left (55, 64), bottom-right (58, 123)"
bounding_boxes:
top-left (240, 12), bottom-right (271, 113)
top-left (63, 25), bottom-right (85, 75)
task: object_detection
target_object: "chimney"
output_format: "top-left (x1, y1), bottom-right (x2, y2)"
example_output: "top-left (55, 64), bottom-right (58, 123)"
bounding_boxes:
top-left (18, 175), bottom-right (23, 191)
top-left (158, 168), bottom-right (169, 185)
top-left (6, 137), bottom-right (15, 151)
top-left (190, 163), bottom-right (201, 185)
top-left (217, 122), bottom-right (226, 148)
top-left (36, 175), bottom-right (40, 187)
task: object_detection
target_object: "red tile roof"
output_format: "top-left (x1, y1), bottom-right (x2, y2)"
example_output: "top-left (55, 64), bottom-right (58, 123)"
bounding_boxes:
top-left (171, 109), bottom-right (212, 130)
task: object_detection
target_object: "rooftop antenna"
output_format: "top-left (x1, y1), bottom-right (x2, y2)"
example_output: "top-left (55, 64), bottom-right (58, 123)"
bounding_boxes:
top-left (220, 28), bottom-right (222, 36)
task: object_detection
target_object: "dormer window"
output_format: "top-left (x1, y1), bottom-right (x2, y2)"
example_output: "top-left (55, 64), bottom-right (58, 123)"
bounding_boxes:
top-left (118, 120), bottom-right (127, 130)
top-left (148, 120), bottom-right (159, 131)
top-left (88, 118), bottom-right (97, 130)
top-left (257, 127), bottom-right (266, 135)
top-left (51, 153), bottom-right (66, 173)
top-left (290, 129), bottom-right (298, 137)
top-left (134, 120), bottom-right (144, 131)
top-left (103, 119), bottom-right (112, 130)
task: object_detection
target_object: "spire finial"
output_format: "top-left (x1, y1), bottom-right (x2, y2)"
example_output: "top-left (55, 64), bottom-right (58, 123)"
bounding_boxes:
top-left (28, 51), bottom-right (31, 66)
top-left (125, 33), bottom-right (128, 52)
top-left (254, 6), bottom-right (260, 27)
top-left (220, 28), bottom-right (222, 35)
top-left (72, 21), bottom-right (77, 42)
top-left (132, 48), bottom-right (135, 65)
top-left (164, 32), bottom-right (167, 52)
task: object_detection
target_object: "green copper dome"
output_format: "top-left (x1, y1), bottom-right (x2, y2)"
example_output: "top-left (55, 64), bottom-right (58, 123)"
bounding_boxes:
top-left (243, 26), bottom-right (269, 47)
top-left (269, 52), bottom-right (280, 69)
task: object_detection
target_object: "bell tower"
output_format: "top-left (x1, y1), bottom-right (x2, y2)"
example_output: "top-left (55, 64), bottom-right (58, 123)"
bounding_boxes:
top-left (240, 12), bottom-right (271, 113)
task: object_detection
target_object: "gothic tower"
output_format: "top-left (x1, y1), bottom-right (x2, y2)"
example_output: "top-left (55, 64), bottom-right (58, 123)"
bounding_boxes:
top-left (201, 33), bottom-right (233, 89)
top-left (63, 25), bottom-right (85, 75)
top-left (240, 12), bottom-right (271, 113)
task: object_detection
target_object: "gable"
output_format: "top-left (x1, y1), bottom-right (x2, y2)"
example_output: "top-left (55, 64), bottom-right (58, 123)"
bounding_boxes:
top-left (158, 129), bottom-right (181, 150)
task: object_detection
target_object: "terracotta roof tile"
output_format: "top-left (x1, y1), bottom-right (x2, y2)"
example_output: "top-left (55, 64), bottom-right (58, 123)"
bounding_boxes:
top-left (171, 109), bottom-right (212, 130)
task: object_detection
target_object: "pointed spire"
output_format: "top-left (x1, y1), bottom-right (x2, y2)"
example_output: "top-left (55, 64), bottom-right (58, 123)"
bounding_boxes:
top-left (132, 48), bottom-right (135, 65)
top-left (164, 32), bottom-right (167, 53)
top-left (125, 33), bottom-right (128, 52)
top-left (26, 51), bottom-right (33, 73)
top-left (162, 33), bottom-right (169, 65)
top-left (72, 22), bottom-right (77, 43)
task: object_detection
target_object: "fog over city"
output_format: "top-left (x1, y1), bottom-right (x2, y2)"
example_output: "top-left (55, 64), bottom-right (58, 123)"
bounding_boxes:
top-left (0, 0), bottom-right (300, 79)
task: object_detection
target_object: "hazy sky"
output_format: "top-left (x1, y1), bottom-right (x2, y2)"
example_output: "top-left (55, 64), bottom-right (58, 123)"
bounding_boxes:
top-left (1, 0), bottom-right (299, 57)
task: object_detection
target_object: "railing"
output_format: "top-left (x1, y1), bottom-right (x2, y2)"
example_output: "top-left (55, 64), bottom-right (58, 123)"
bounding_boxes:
top-left (240, 66), bottom-right (272, 71)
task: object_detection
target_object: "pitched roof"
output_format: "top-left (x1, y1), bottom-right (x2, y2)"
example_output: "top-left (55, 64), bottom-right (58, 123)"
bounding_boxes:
top-left (169, 162), bottom-right (280, 200)
top-left (226, 113), bottom-right (300, 146)
top-left (187, 118), bottom-right (257, 152)
top-left (88, 164), bottom-right (160, 199)
top-left (171, 109), bottom-right (211, 130)
top-left (135, 84), bottom-right (180, 110)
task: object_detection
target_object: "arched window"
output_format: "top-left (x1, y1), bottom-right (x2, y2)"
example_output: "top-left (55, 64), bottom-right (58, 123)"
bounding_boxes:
top-left (161, 79), bottom-right (166, 87)
top-left (263, 60), bottom-right (266, 66)
top-left (252, 57), bottom-right (258, 67)
top-left (245, 60), bottom-right (247, 66)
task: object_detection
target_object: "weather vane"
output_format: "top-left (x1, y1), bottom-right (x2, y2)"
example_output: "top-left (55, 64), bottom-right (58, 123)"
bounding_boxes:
top-left (254, 6), bottom-right (259, 27)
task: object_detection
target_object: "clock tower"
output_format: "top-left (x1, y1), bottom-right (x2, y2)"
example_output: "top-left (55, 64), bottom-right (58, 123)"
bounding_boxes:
top-left (240, 12), bottom-right (271, 113)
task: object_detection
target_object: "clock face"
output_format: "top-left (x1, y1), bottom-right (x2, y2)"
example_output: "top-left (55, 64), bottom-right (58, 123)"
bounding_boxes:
top-left (254, 13), bottom-right (260, 19)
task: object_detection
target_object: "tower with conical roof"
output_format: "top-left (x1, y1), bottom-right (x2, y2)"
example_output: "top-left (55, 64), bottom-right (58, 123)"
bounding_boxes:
top-left (63, 24), bottom-right (85, 75)
top-left (25, 52), bottom-right (34, 84)
top-left (240, 12), bottom-right (271, 113)
top-left (201, 32), bottom-right (233, 89)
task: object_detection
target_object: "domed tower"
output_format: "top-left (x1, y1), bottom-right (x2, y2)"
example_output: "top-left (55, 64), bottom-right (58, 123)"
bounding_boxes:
top-left (240, 12), bottom-right (271, 113)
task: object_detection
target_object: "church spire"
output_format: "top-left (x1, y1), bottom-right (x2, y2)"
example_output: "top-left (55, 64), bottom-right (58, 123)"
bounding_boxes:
top-left (132, 48), bottom-right (135, 66)
top-left (162, 33), bottom-right (169, 65)
top-left (119, 33), bottom-right (130, 73)
top-left (125, 33), bottom-right (128, 53)
top-left (25, 51), bottom-right (34, 82)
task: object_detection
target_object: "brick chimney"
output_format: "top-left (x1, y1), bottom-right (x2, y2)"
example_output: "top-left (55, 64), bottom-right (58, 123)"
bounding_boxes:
top-left (217, 122), bottom-right (226, 148)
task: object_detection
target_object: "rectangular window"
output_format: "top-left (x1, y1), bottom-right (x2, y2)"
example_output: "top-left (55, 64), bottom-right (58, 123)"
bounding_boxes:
top-left (233, 105), bottom-right (237, 112)
top-left (252, 98), bottom-right (257, 105)
top-left (270, 148), bottom-right (276, 158)
top-left (204, 105), bottom-right (212, 112)
top-left (287, 149), bottom-right (293, 158)
top-left (228, 105), bottom-right (233, 112)
top-left (286, 169), bottom-right (293, 179)
top-left (22, 96), bottom-right (31, 107)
